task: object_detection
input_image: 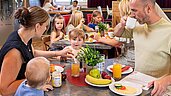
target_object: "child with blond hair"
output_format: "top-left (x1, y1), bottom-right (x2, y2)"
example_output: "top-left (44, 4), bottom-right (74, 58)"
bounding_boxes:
top-left (64, 29), bottom-right (85, 57)
top-left (66, 10), bottom-right (94, 34)
top-left (14, 57), bottom-right (53, 96)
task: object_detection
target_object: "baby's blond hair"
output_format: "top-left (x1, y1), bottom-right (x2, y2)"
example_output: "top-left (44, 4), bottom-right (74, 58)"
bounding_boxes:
top-left (25, 57), bottom-right (50, 88)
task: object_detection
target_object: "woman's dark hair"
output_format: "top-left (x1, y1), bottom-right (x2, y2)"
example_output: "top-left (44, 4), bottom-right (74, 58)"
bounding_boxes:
top-left (14, 6), bottom-right (49, 28)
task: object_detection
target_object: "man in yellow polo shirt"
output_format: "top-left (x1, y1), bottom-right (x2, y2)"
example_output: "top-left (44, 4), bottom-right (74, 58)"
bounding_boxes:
top-left (114, 0), bottom-right (171, 95)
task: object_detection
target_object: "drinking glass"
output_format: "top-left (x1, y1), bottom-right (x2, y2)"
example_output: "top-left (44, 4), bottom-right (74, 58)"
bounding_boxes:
top-left (97, 54), bottom-right (105, 73)
top-left (113, 63), bottom-right (122, 80)
top-left (71, 60), bottom-right (80, 77)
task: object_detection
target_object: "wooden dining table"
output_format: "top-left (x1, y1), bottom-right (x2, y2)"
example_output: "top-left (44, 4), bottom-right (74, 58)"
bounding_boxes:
top-left (45, 57), bottom-right (152, 96)
top-left (51, 40), bottom-right (113, 58)
top-left (48, 10), bottom-right (71, 15)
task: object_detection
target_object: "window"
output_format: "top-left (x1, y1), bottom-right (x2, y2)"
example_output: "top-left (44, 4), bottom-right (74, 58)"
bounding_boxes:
top-left (29, 0), bottom-right (40, 6)
top-left (53, 0), bottom-right (87, 8)
top-left (53, 0), bottom-right (87, 2)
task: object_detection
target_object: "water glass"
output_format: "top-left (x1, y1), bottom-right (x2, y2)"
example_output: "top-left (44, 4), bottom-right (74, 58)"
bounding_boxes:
top-left (97, 54), bottom-right (105, 73)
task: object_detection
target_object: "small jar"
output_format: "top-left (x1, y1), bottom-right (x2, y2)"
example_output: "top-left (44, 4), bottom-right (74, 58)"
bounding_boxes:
top-left (52, 71), bottom-right (62, 87)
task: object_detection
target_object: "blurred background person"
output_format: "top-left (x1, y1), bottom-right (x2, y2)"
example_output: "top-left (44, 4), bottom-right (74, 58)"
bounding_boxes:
top-left (43, 0), bottom-right (58, 11)
top-left (66, 10), bottom-right (94, 34)
top-left (88, 10), bottom-right (103, 30)
top-left (66, 0), bottom-right (80, 11)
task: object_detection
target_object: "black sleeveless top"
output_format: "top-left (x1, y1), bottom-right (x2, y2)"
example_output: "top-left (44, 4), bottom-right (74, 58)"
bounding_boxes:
top-left (0, 31), bottom-right (34, 80)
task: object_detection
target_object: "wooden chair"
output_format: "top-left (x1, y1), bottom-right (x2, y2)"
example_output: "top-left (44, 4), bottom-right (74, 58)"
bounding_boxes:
top-left (112, 1), bottom-right (121, 28)
top-left (41, 35), bottom-right (50, 51)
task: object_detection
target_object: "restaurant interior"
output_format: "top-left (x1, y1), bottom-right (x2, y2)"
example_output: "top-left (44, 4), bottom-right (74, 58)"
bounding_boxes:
top-left (0, 0), bottom-right (171, 56)
top-left (0, 0), bottom-right (171, 96)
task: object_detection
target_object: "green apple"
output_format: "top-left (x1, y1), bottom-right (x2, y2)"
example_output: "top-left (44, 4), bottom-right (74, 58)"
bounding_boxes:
top-left (89, 69), bottom-right (100, 79)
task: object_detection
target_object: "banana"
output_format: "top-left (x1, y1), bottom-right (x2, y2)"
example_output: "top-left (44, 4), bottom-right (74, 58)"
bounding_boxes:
top-left (86, 75), bottom-right (112, 85)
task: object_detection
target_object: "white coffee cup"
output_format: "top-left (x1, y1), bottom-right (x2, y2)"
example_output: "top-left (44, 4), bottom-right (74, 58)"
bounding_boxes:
top-left (108, 32), bottom-right (114, 38)
top-left (126, 17), bottom-right (137, 29)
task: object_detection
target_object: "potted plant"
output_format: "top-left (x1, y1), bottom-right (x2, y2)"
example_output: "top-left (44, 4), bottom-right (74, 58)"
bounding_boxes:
top-left (76, 45), bottom-right (103, 68)
top-left (97, 22), bottom-right (108, 36)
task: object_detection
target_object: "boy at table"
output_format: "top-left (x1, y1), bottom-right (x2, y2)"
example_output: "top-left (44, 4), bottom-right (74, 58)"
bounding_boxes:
top-left (63, 29), bottom-right (85, 57)
top-left (14, 57), bottom-right (53, 96)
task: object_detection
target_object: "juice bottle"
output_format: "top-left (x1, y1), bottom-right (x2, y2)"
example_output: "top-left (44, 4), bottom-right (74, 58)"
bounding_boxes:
top-left (52, 71), bottom-right (62, 87)
top-left (113, 63), bottom-right (122, 80)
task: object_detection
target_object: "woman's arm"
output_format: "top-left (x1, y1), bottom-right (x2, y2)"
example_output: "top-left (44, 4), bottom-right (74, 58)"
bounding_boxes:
top-left (33, 47), bottom-right (73, 58)
top-left (0, 49), bottom-right (24, 95)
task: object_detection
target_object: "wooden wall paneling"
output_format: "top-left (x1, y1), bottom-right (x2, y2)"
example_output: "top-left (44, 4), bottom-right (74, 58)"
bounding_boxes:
top-left (112, 1), bottom-right (120, 28)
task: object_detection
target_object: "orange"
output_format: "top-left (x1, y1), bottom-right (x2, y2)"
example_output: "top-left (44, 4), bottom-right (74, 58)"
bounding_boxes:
top-left (50, 65), bottom-right (55, 73)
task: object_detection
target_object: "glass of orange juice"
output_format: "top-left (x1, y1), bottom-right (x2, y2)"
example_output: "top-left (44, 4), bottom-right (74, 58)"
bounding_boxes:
top-left (113, 63), bottom-right (122, 80)
top-left (71, 61), bottom-right (80, 77)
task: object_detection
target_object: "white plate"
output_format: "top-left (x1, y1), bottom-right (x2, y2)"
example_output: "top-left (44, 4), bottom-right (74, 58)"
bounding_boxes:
top-left (55, 66), bottom-right (64, 72)
top-left (107, 65), bottom-right (133, 74)
top-left (109, 81), bottom-right (142, 96)
top-left (85, 78), bottom-right (113, 87)
top-left (85, 40), bottom-right (96, 43)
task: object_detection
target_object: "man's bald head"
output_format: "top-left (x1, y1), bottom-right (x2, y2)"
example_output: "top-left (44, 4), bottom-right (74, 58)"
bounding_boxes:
top-left (129, 0), bottom-right (159, 24)
top-left (130, 0), bottom-right (155, 7)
